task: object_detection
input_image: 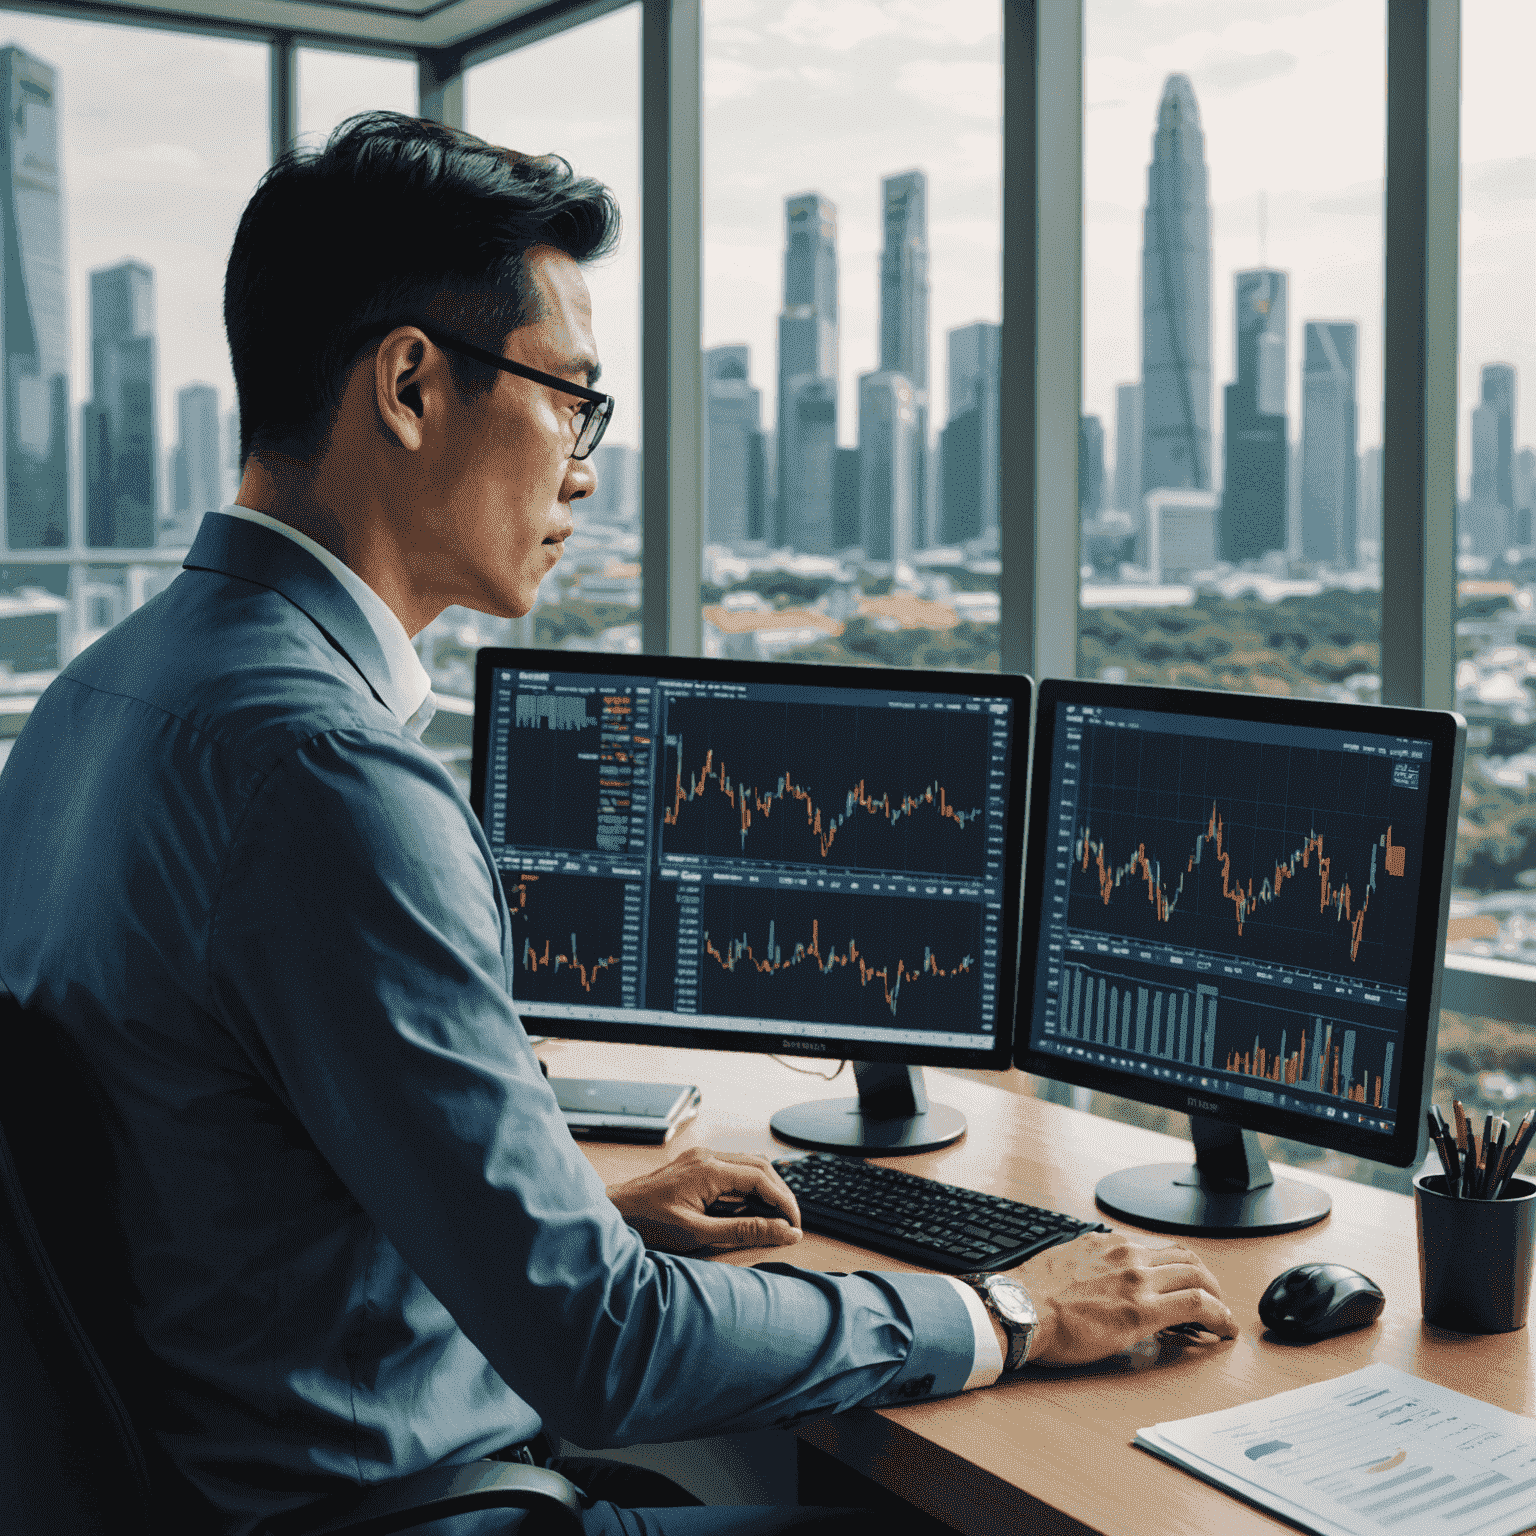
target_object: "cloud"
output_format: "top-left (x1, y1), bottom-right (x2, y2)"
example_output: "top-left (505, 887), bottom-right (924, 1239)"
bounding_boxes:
top-left (1306, 181), bottom-right (1382, 219)
top-left (896, 61), bottom-right (999, 122)
top-left (768, 0), bottom-right (998, 52)
top-left (1194, 48), bottom-right (1297, 92)
top-left (705, 56), bottom-right (788, 103)
top-left (1469, 157), bottom-right (1536, 204)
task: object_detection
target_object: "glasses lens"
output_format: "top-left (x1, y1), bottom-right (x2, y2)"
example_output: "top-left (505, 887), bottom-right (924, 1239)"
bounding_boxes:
top-left (573, 396), bottom-right (613, 460)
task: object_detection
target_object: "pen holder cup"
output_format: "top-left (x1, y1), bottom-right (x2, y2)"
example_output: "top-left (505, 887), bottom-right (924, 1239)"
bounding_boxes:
top-left (1415, 1174), bottom-right (1536, 1334)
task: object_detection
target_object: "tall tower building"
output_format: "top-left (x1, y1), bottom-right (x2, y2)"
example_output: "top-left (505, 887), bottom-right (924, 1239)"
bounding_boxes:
top-left (0, 48), bottom-right (70, 551)
top-left (1220, 269), bottom-right (1288, 562)
top-left (84, 261), bottom-right (159, 548)
top-left (703, 345), bottom-right (764, 547)
top-left (939, 321), bottom-right (1000, 547)
top-left (1471, 363), bottom-right (1516, 511)
top-left (877, 171), bottom-right (930, 545)
top-left (1299, 321), bottom-right (1359, 568)
top-left (167, 382), bottom-right (220, 544)
top-left (1140, 74), bottom-right (1212, 499)
top-left (858, 371), bottom-right (919, 562)
top-left (776, 193), bottom-right (838, 552)
top-left (1113, 383), bottom-right (1142, 513)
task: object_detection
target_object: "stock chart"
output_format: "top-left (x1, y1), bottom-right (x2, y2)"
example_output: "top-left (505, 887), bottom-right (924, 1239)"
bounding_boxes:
top-left (658, 696), bottom-right (991, 878)
top-left (502, 870), bottom-right (635, 1008)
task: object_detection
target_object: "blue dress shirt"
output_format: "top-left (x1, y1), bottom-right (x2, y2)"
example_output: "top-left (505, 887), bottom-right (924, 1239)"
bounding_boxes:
top-left (0, 510), bottom-right (977, 1534)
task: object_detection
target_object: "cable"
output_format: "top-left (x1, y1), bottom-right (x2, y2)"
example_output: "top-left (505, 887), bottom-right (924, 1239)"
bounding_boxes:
top-left (771, 1056), bottom-right (846, 1082)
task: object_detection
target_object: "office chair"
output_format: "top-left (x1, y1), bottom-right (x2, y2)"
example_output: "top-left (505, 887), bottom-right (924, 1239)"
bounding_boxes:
top-left (0, 990), bottom-right (584, 1536)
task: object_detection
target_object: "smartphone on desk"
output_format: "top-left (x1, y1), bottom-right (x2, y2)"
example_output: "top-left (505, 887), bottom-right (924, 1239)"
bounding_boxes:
top-left (552, 1078), bottom-right (701, 1144)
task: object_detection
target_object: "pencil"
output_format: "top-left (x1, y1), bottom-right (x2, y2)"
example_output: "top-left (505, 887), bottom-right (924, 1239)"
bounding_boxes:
top-left (1426, 1110), bottom-right (1455, 1187)
top-left (1496, 1110), bottom-right (1536, 1198)
top-left (1481, 1114), bottom-right (1495, 1198)
top-left (1454, 1099), bottom-right (1468, 1153)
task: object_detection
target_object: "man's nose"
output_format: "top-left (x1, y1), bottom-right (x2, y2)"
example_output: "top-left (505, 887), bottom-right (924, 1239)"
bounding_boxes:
top-left (564, 455), bottom-right (597, 503)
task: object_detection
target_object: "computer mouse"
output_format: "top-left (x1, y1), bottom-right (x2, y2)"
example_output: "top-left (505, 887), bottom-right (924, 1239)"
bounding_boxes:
top-left (704, 1191), bottom-right (793, 1222)
top-left (1258, 1263), bottom-right (1385, 1341)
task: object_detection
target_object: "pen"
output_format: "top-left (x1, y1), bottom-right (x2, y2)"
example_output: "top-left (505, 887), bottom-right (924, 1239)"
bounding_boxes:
top-left (1496, 1110), bottom-right (1536, 1198)
top-left (1426, 1110), bottom-right (1455, 1189)
top-left (1433, 1105), bottom-right (1462, 1194)
top-left (1481, 1114), bottom-right (1495, 1199)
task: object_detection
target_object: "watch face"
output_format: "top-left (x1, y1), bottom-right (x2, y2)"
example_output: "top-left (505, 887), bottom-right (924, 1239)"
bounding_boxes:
top-left (986, 1277), bottom-right (1036, 1326)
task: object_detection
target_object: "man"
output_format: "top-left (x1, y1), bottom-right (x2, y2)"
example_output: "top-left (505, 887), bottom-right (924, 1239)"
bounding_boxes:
top-left (0, 114), bottom-right (1235, 1536)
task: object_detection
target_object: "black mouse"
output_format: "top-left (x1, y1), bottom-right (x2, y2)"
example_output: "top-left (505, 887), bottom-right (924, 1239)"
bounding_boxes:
top-left (1258, 1263), bottom-right (1385, 1341)
top-left (704, 1191), bottom-right (793, 1222)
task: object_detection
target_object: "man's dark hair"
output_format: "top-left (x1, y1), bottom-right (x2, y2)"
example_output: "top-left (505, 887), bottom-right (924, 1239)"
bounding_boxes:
top-left (224, 111), bottom-right (620, 468)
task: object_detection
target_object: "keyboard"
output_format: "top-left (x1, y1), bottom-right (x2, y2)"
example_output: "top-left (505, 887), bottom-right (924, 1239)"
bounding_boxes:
top-left (773, 1152), bottom-right (1110, 1273)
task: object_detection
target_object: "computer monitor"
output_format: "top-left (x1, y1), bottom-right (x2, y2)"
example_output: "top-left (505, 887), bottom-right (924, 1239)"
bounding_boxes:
top-left (470, 650), bottom-right (1031, 1154)
top-left (1015, 678), bottom-right (1466, 1235)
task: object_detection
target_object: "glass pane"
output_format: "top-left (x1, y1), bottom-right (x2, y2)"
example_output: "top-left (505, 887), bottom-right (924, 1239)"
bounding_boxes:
top-left (295, 45), bottom-right (416, 147)
top-left (0, 11), bottom-right (266, 772)
top-left (701, 0), bottom-right (1002, 669)
top-left (1080, 2), bottom-right (1384, 706)
top-left (1448, 1), bottom-right (1536, 966)
top-left (462, 5), bottom-right (641, 706)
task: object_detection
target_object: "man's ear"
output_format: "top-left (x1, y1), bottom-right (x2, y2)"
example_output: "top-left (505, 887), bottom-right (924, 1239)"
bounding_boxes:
top-left (374, 327), bottom-right (433, 452)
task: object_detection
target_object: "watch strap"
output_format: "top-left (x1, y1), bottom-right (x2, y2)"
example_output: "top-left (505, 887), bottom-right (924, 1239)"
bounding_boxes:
top-left (958, 1273), bottom-right (1035, 1373)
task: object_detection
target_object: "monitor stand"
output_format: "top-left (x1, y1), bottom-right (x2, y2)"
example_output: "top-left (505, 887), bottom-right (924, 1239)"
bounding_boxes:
top-left (1094, 1115), bottom-right (1331, 1236)
top-left (770, 1062), bottom-right (966, 1155)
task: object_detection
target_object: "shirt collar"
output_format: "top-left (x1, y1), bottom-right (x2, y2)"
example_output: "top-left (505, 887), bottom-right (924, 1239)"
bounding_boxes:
top-left (216, 504), bottom-right (435, 732)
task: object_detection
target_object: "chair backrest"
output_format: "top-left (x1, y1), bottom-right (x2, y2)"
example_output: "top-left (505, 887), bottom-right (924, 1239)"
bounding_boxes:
top-left (0, 989), bottom-right (153, 1536)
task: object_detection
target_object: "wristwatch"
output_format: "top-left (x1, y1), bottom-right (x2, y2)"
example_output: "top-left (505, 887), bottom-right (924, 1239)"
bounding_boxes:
top-left (957, 1272), bottom-right (1039, 1374)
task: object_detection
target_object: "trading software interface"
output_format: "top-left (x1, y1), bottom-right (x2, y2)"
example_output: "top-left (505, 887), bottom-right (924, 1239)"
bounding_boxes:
top-left (1026, 699), bottom-right (1436, 1138)
top-left (480, 665), bottom-right (1017, 1050)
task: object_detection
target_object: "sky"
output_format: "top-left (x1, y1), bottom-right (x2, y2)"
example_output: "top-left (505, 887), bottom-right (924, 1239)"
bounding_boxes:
top-left (3, 0), bottom-right (1532, 516)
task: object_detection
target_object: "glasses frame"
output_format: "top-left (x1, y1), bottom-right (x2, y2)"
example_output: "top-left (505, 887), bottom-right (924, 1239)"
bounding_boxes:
top-left (348, 321), bottom-right (615, 461)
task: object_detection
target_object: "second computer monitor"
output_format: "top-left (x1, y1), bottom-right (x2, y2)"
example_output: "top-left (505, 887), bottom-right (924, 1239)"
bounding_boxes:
top-left (1016, 678), bottom-right (1465, 1233)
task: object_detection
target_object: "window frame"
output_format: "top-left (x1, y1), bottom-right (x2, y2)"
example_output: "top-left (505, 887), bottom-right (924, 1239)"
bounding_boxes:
top-left (18, 0), bottom-right (1526, 1030)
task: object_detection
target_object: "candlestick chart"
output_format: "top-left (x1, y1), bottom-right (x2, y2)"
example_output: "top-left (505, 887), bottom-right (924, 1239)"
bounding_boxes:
top-left (1066, 733), bottom-right (1427, 987)
top-left (688, 885), bottom-right (984, 1032)
top-left (658, 696), bottom-right (992, 877)
top-left (501, 870), bottom-right (630, 1005)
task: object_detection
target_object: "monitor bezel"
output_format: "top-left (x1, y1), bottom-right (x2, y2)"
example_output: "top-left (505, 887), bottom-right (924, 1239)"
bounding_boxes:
top-left (472, 648), bottom-right (1032, 1072)
top-left (1013, 677), bottom-right (1466, 1168)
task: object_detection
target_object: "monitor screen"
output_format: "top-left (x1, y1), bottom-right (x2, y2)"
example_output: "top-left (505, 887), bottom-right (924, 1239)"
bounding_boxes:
top-left (1016, 679), bottom-right (1465, 1170)
top-left (471, 652), bottom-right (1028, 1070)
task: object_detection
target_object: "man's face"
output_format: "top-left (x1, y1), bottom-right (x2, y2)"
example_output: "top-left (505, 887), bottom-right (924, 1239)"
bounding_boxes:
top-left (418, 245), bottom-right (600, 618)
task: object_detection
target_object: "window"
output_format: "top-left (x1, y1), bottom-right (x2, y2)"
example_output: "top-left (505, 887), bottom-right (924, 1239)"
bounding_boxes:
top-left (1080, 1), bottom-right (1385, 712)
top-left (0, 9), bottom-right (267, 768)
top-left (461, 6), bottom-right (642, 681)
top-left (699, 0), bottom-right (1001, 670)
top-left (295, 44), bottom-right (415, 148)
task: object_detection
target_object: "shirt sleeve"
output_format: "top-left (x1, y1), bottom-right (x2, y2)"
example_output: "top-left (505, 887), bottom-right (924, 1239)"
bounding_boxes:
top-left (206, 727), bottom-right (983, 1447)
top-left (940, 1276), bottom-right (1006, 1387)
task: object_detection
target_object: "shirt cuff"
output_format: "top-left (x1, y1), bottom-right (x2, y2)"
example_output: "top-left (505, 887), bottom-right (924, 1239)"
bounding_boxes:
top-left (941, 1275), bottom-right (1006, 1389)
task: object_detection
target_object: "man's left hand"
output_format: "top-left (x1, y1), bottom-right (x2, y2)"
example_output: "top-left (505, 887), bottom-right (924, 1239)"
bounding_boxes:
top-left (606, 1147), bottom-right (803, 1253)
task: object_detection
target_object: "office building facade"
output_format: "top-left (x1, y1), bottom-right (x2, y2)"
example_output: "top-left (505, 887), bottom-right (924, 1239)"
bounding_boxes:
top-left (84, 260), bottom-right (159, 549)
top-left (703, 345), bottom-right (764, 547)
top-left (1, 47), bottom-right (70, 551)
top-left (168, 382), bottom-right (220, 545)
top-left (1220, 268), bottom-right (1288, 563)
top-left (1299, 321), bottom-right (1359, 568)
top-left (775, 193), bottom-right (838, 552)
top-left (1113, 382), bottom-right (1142, 514)
top-left (1079, 415), bottom-right (1105, 517)
top-left (875, 170), bottom-right (929, 548)
top-left (940, 320), bottom-right (1000, 547)
top-left (1471, 362), bottom-right (1516, 511)
top-left (858, 370), bottom-right (919, 563)
top-left (1140, 73), bottom-right (1212, 498)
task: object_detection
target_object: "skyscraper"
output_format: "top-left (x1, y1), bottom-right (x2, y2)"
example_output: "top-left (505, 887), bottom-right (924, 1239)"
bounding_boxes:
top-left (939, 321), bottom-right (1000, 547)
top-left (1079, 416), bottom-right (1105, 517)
top-left (1113, 383), bottom-right (1142, 514)
top-left (1141, 74), bottom-right (1212, 499)
top-left (1220, 269), bottom-right (1288, 562)
top-left (1471, 363), bottom-right (1516, 511)
top-left (858, 371), bottom-right (919, 562)
top-left (168, 382), bottom-right (220, 545)
top-left (878, 170), bottom-right (929, 544)
top-left (84, 261), bottom-right (159, 548)
top-left (776, 194), bottom-right (838, 552)
top-left (0, 47), bottom-right (70, 551)
top-left (703, 345), bottom-right (764, 547)
top-left (1299, 321), bottom-right (1359, 568)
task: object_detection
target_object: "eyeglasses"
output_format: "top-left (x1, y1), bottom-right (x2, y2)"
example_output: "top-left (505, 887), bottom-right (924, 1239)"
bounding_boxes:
top-left (348, 321), bottom-right (615, 461)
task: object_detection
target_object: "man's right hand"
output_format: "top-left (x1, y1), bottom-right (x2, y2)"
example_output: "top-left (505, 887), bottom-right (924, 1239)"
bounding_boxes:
top-left (1017, 1230), bottom-right (1238, 1366)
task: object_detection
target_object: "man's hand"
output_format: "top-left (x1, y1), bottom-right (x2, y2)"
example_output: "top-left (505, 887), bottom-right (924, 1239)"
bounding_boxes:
top-left (1017, 1231), bottom-right (1237, 1366)
top-left (606, 1147), bottom-right (803, 1253)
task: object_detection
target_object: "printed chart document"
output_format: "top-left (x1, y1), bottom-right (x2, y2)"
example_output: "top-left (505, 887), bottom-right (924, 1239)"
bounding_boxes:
top-left (1136, 1364), bottom-right (1536, 1536)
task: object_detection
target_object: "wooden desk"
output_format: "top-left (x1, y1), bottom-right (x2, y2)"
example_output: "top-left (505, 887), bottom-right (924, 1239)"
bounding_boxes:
top-left (541, 1039), bottom-right (1534, 1536)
